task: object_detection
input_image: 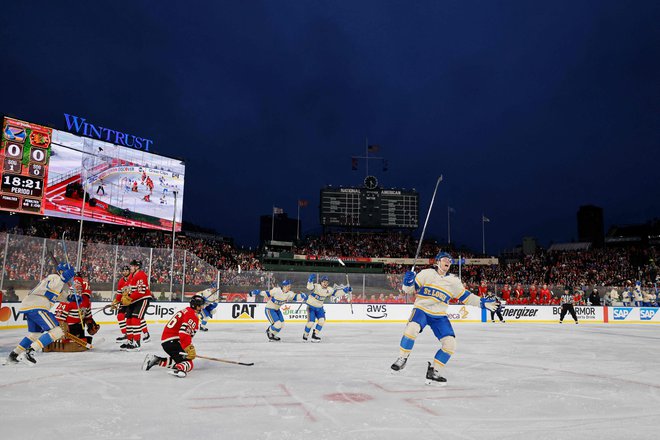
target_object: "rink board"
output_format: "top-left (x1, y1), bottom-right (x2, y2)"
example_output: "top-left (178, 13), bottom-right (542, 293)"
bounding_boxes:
top-left (2, 303), bottom-right (660, 328)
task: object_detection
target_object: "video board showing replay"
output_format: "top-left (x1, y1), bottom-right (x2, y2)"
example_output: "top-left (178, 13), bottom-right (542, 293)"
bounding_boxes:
top-left (1, 116), bottom-right (185, 231)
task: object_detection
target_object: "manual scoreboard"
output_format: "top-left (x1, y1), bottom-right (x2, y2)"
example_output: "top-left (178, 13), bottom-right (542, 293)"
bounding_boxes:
top-left (320, 187), bottom-right (419, 228)
top-left (0, 117), bottom-right (51, 214)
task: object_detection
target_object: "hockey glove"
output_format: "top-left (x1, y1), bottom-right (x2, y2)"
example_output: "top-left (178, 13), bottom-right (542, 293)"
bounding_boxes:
top-left (67, 293), bottom-right (82, 303)
top-left (480, 297), bottom-right (499, 311)
top-left (403, 271), bottom-right (416, 287)
top-left (308, 274), bottom-right (316, 284)
top-left (249, 290), bottom-right (260, 296)
top-left (184, 344), bottom-right (196, 360)
top-left (86, 320), bottom-right (100, 335)
top-left (121, 292), bottom-right (132, 306)
top-left (61, 268), bottom-right (76, 283)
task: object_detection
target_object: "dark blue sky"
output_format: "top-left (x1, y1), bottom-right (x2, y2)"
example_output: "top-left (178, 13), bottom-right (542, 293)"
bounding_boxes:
top-left (1, 1), bottom-right (659, 253)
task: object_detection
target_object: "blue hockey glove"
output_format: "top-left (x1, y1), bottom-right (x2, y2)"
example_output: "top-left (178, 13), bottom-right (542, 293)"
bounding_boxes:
top-left (343, 286), bottom-right (352, 294)
top-left (480, 297), bottom-right (499, 311)
top-left (67, 293), bottom-right (82, 303)
top-left (61, 268), bottom-right (76, 283)
top-left (308, 274), bottom-right (316, 284)
top-left (249, 289), bottom-right (260, 296)
top-left (403, 271), bottom-right (416, 287)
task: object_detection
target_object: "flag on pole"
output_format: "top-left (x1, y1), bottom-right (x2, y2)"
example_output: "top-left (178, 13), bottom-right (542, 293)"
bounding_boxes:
top-left (298, 199), bottom-right (308, 208)
top-left (482, 215), bottom-right (490, 222)
top-left (367, 144), bottom-right (380, 153)
top-left (351, 157), bottom-right (358, 170)
top-left (273, 206), bottom-right (283, 214)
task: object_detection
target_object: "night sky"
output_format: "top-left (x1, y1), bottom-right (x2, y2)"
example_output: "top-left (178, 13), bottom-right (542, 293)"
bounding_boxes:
top-left (1, 1), bottom-right (659, 253)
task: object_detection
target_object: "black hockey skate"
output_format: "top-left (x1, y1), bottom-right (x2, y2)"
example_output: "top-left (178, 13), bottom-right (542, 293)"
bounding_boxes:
top-left (142, 332), bottom-right (151, 343)
top-left (425, 362), bottom-right (447, 386)
top-left (142, 354), bottom-right (164, 371)
top-left (266, 329), bottom-right (281, 341)
top-left (311, 331), bottom-right (321, 342)
top-left (303, 332), bottom-right (309, 341)
top-left (19, 348), bottom-right (37, 365)
top-left (390, 357), bottom-right (407, 372)
top-left (6, 351), bottom-right (19, 365)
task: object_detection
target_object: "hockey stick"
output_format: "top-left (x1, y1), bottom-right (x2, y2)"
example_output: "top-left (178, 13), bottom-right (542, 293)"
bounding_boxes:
top-left (65, 331), bottom-right (93, 350)
top-left (296, 273), bottom-right (317, 313)
top-left (181, 353), bottom-right (254, 366)
top-left (59, 233), bottom-right (87, 330)
top-left (411, 175), bottom-right (443, 272)
top-left (336, 258), bottom-right (353, 314)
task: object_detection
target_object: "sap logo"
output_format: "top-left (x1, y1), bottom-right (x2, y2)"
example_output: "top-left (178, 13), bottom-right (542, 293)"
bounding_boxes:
top-left (640, 308), bottom-right (658, 321)
top-left (232, 304), bottom-right (256, 319)
top-left (366, 304), bottom-right (387, 319)
top-left (613, 308), bottom-right (632, 320)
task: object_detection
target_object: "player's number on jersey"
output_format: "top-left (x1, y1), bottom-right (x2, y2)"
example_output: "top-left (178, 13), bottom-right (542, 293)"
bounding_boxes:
top-left (166, 310), bottom-right (184, 328)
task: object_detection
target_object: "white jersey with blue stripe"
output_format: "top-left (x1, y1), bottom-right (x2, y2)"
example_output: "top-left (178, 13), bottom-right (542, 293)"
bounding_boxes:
top-left (259, 287), bottom-right (305, 310)
top-left (402, 268), bottom-right (481, 316)
top-left (305, 283), bottom-right (340, 308)
top-left (20, 274), bottom-right (68, 312)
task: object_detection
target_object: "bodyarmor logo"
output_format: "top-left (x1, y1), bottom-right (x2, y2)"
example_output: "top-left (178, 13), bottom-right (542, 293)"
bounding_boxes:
top-left (232, 304), bottom-right (256, 319)
top-left (640, 308), bottom-right (658, 321)
top-left (613, 308), bottom-right (632, 320)
top-left (366, 304), bottom-right (387, 319)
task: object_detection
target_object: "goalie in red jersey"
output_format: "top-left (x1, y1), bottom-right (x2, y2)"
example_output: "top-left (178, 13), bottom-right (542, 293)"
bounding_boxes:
top-left (141, 295), bottom-right (217, 378)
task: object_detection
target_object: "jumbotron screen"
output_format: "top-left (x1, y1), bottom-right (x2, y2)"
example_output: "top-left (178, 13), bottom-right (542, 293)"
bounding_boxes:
top-left (1, 116), bottom-right (185, 231)
top-left (320, 187), bottom-right (419, 228)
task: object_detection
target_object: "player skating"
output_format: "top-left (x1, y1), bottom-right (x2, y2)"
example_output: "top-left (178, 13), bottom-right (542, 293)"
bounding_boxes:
top-left (112, 265), bottom-right (149, 343)
top-left (141, 295), bottom-right (216, 378)
top-left (391, 251), bottom-right (498, 385)
top-left (303, 274), bottom-right (351, 342)
top-left (249, 280), bottom-right (307, 341)
top-left (5, 263), bottom-right (75, 365)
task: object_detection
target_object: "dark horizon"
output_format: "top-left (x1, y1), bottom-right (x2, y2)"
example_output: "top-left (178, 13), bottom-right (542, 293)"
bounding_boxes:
top-left (1, 1), bottom-right (658, 253)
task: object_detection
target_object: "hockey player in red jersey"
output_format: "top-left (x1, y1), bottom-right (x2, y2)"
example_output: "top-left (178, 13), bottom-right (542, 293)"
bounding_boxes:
top-left (142, 295), bottom-right (216, 378)
top-left (119, 259), bottom-right (152, 351)
top-left (113, 265), bottom-right (151, 345)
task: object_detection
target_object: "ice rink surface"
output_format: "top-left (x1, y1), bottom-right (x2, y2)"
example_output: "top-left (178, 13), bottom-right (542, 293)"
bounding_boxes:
top-left (2, 322), bottom-right (659, 440)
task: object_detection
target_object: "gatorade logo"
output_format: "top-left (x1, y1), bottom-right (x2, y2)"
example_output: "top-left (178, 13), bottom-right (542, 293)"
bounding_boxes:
top-left (640, 308), bottom-right (658, 321)
top-left (613, 308), bottom-right (632, 320)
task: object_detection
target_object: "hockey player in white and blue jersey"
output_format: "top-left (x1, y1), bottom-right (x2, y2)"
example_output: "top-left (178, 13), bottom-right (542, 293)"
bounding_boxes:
top-left (250, 280), bottom-right (306, 341)
top-left (391, 252), bottom-right (498, 385)
top-left (303, 275), bottom-right (351, 342)
top-left (5, 262), bottom-right (76, 365)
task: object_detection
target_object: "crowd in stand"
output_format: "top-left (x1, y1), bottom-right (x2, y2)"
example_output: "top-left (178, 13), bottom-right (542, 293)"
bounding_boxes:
top-left (2, 222), bottom-right (658, 305)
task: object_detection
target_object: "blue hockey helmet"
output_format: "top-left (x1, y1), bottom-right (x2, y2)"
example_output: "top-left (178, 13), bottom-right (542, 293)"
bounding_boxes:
top-left (320, 275), bottom-right (329, 283)
top-left (435, 251), bottom-right (453, 262)
top-left (281, 280), bottom-right (292, 287)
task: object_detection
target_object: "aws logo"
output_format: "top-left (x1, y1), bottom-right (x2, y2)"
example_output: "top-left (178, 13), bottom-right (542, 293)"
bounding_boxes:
top-left (366, 304), bottom-right (387, 319)
top-left (232, 304), bottom-right (256, 319)
top-left (613, 308), bottom-right (632, 320)
top-left (640, 308), bottom-right (658, 321)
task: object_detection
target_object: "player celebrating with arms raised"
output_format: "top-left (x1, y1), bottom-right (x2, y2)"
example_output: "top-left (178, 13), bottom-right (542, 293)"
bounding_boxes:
top-left (250, 280), bottom-right (307, 341)
top-left (5, 262), bottom-right (75, 365)
top-left (391, 251), bottom-right (498, 385)
top-left (303, 274), bottom-right (351, 342)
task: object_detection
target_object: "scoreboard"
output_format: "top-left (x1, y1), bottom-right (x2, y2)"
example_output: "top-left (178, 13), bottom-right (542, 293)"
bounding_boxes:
top-left (0, 118), bottom-right (52, 214)
top-left (320, 187), bottom-right (419, 228)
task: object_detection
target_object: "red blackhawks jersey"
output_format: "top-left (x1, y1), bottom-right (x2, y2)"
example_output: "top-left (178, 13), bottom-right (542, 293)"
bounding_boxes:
top-left (115, 276), bottom-right (130, 303)
top-left (162, 307), bottom-right (199, 348)
top-left (129, 270), bottom-right (152, 301)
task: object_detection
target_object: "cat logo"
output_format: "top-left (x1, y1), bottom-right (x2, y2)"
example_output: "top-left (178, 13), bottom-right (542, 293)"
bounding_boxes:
top-left (232, 304), bottom-right (256, 319)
